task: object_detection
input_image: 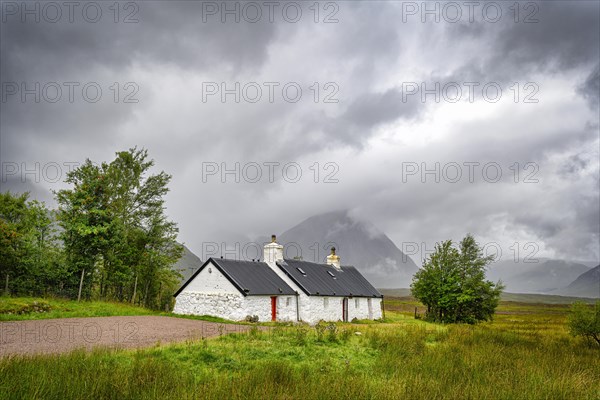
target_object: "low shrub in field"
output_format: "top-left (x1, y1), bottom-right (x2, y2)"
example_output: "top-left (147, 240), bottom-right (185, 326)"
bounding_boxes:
top-left (326, 323), bottom-right (339, 342)
top-left (0, 299), bottom-right (52, 315)
top-left (292, 324), bottom-right (309, 346)
top-left (315, 320), bottom-right (327, 341)
top-left (339, 327), bottom-right (353, 343)
top-left (568, 301), bottom-right (600, 347)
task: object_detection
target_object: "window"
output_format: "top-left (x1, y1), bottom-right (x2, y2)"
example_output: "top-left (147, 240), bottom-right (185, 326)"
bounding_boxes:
top-left (355, 298), bottom-right (360, 308)
top-left (327, 271), bottom-right (335, 277)
top-left (296, 267), bottom-right (306, 275)
top-left (323, 298), bottom-right (329, 308)
top-left (286, 297), bottom-right (291, 307)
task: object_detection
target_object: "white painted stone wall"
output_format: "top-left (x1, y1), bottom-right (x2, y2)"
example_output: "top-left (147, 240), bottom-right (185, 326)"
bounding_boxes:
top-left (300, 296), bottom-right (344, 324)
top-left (174, 292), bottom-right (299, 322)
top-left (173, 292), bottom-right (246, 320)
top-left (174, 291), bottom-right (382, 323)
top-left (296, 296), bottom-right (383, 324)
top-left (347, 297), bottom-right (383, 321)
top-left (245, 295), bottom-right (298, 322)
top-left (179, 260), bottom-right (239, 294)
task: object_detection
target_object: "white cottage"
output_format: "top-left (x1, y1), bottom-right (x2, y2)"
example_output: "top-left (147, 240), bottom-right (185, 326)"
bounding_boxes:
top-left (173, 235), bottom-right (383, 324)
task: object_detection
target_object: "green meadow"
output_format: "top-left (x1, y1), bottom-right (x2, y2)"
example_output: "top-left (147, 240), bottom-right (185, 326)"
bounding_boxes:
top-left (0, 297), bottom-right (156, 321)
top-left (1, 296), bottom-right (599, 400)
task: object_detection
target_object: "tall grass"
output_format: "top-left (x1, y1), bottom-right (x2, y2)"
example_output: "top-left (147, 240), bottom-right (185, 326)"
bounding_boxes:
top-left (0, 297), bottom-right (156, 321)
top-left (1, 307), bottom-right (599, 400)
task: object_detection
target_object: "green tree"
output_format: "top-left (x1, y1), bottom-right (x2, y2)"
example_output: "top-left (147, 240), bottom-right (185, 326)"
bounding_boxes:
top-left (411, 234), bottom-right (504, 323)
top-left (55, 160), bottom-right (113, 299)
top-left (0, 192), bottom-right (62, 296)
top-left (56, 148), bottom-right (182, 308)
top-left (568, 301), bottom-right (600, 347)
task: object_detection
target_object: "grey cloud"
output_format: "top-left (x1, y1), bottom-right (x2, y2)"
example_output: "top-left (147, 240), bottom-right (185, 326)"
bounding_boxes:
top-left (578, 64), bottom-right (600, 109)
top-left (1, 1), bottom-right (598, 263)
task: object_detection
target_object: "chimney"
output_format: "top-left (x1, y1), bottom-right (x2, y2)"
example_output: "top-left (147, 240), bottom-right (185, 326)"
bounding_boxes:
top-left (327, 247), bottom-right (341, 270)
top-left (263, 234), bottom-right (284, 264)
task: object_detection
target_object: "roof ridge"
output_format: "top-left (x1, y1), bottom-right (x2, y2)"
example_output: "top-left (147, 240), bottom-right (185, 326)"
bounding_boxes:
top-left (212, 257), bottom-right (266, 264)
top-left (283, 258), bottom-right (356, 270)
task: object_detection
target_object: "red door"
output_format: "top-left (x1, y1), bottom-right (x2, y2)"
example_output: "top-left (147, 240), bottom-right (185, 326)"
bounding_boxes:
top-left (271, 296), bottom-right (277, 321)
top-left (342, 298), bottom-right (348, 322)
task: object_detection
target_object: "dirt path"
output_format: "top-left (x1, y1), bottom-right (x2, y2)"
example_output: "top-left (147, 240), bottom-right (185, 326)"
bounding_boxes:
top-left (0, 316), bottom-right (253, 357)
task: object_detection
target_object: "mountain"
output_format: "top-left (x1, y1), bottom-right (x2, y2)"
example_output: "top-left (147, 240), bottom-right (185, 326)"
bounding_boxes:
top-left (274, 210), bottom-right (419, 288)
top-left (172, 245), bottom-right (203, 283)
top-left (487, 259), bottom-right (591, 294)
top-left (561, 265), bottom-right (600, 298)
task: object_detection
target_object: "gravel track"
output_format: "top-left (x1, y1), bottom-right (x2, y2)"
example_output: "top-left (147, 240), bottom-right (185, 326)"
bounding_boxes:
top-left (0, 316), bottom-right (253, 357)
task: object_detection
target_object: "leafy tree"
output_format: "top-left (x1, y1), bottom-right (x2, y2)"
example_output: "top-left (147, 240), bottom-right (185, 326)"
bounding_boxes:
top-left (0, 192), bottom-right (62, 296)
top-left (411, 234), bottom-right (504, 324)
top-left (568, 301), bottom-right (600, 347)
top-left (55, 160), bottom-right (113, 298)
top-left (56, 148), bottom-right (182, 308)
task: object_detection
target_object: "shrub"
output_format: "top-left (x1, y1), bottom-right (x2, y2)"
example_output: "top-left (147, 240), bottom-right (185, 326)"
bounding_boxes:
top-left (0, 299), bottom-right (52, 315)
top-left (568, 301), bottom-right (600, 347)
top-left (293, 324), bottom-right (309, 346)
top-left (340, 327), bottom-right (353, 343)
top-left (315, 320), bottom-right (327, 341)
top-left (326, 323), bottom-right (338, 343)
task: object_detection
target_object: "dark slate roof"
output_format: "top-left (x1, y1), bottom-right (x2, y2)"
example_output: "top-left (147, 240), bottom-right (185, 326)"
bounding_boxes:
top-left (277, 259), bottom-right (382, 298)
top-left (174, 258), bottom-right (297, 297)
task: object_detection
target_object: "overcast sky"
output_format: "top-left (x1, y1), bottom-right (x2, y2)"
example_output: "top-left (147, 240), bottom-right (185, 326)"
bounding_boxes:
top-left (1, 1), bottom-right (599, 264)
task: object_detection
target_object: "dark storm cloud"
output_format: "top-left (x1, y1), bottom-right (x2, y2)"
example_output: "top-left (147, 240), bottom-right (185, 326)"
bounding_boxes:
top-left (0, 1), bottom-right (280, 162)
top-left (487, 2), bottom-right (599, 72)
top-left (0, 2), bottom-right (277, 78)
top-left (344, 88), bottom-right (421, 128)
top-left (438, 1), bottom-right (600, 81)
top-left (578, 64), bottom-right (600, 109)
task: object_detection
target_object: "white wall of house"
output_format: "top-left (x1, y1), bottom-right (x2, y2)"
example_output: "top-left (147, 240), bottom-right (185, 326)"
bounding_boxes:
top-left (174, 292), bottom-right (298, 322)
top-left (273, 295), bottom-right (298, 322)
top-left (300, 296), bottom-right (343, 324)
top-left (348, 297), bottom-right (383, 321)
top-left (239, 295), bottom-right (298, 322)
top-left (179, 260), bottom-right (239, 294)
top-left (296, 296), bottom-right (383, 324)
top-left (174, 291), bottom-right (246, 320)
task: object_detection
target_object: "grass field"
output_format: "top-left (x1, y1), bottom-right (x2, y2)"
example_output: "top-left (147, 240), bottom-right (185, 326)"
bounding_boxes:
top-left (0, 297), bottom-right (236, 324)
top-left (1, 296), bottom-right (599, 399)
top-left (0, 297), bottom-right (157, 321)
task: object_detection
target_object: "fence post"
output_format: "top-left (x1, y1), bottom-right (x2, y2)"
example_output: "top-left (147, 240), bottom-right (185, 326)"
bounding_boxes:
top-left (77, 269), bottom-right (85, 301)
top-left (131, 274), bottom-right (138, 304)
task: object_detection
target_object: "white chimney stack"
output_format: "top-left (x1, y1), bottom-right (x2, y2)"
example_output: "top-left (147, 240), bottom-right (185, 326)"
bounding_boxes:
top-left (263, 234), bottom-right (284, 264)
top-left (326, 247), bottom-right (341, 270)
